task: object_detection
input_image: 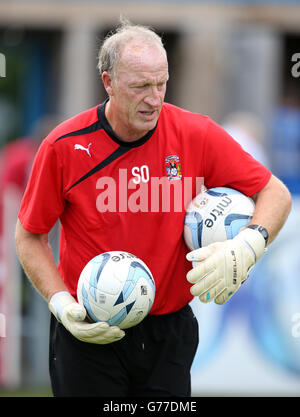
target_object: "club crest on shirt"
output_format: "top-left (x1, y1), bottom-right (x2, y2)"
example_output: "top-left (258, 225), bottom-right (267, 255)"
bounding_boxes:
top-left (193, 196), bottom-right (209, 209)
top-left (165, 155), bottom-right (182, 180)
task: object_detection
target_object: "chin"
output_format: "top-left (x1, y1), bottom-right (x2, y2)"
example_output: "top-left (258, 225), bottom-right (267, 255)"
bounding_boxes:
top-left (139, 119), bottom-right (157, 132)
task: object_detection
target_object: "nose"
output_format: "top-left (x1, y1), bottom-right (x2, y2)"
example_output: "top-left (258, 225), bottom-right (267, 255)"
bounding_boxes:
top-left (144, 86), bottom-right (162, 108)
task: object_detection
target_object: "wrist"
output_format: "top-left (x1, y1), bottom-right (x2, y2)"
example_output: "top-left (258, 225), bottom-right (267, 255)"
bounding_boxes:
top-left (237, 227), bottom-right (266, 261)
top-left (48, 291), bottom-right (76, 322)
top-left (246, 224), bottom-right (269, 246)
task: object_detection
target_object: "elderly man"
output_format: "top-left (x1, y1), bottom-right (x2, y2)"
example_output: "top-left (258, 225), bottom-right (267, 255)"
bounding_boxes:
top-left (15, 20), bottom-right (291, 397)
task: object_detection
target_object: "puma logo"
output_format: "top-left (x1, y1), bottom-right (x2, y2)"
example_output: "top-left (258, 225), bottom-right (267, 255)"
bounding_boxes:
top-left (74, 143), bottom-right (92, 157)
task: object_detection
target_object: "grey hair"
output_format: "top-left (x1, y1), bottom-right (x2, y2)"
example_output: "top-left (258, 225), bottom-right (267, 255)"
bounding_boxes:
top-left (97, 18), bottom-right (166, 80)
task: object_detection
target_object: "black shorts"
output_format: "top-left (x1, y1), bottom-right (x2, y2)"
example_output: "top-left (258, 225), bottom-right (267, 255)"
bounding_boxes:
top-left (49, 304), bottom-right (199, 397)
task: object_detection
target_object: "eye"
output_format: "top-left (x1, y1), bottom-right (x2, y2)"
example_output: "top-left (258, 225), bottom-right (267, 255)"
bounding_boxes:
top-left (157, 82), bottom-right (165, 90)
top-left (133, 84), bottom-right (149, 90)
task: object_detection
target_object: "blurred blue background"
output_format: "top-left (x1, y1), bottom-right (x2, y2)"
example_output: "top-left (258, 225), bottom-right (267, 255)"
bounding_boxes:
top-left (0, 0), bottom-right (299, 396)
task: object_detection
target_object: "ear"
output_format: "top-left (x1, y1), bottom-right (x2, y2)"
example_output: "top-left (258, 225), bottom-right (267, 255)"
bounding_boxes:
top-left (102, 71), bottom-right (114, 96)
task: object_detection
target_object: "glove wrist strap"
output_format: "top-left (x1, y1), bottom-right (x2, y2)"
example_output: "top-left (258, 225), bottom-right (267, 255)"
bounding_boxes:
top-left (238, 228), bottom-right (266, 260)
top-left (246, 224), bottom-right (269, 246)
top-left (48, 291), bottom-right (76, 322)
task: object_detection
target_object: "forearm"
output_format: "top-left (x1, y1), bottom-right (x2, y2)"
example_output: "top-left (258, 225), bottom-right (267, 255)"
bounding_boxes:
top-left (250, 175), bottom-right (292, 245)
top-left (15, 219), bottom-right (68, 302)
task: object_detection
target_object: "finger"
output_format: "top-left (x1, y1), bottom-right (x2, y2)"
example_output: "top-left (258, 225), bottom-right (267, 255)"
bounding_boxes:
top-left (85, 329), bottom-right (126, 344)
top-left (73, 320), bottom-right (109, 334)
top-left (77, 332), bottom-right (125, 344)
top-left (190, 270), bottom-right (221, 297)
top-left (186, 247), bottom-right (213, 263)
top-left (186, 242), bottom-right (223, 263)
top-left (214, 287), bottom-right (235, 305)
top-left (187, 256), bottom-right (216, 284)
top-left (75, 321), bottom-right (125, 339)
top-left (198, 280), bottom-right (224, 303)
top-left (92, 333), bottom-right (125, 344)
top-left (106, 327), bottom-right (125, 339)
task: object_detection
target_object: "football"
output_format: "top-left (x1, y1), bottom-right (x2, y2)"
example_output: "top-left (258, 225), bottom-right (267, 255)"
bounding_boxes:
top-left (184, 186), bottom-right (255, 250)
top-left (77, 251), bottom-right (155, 329)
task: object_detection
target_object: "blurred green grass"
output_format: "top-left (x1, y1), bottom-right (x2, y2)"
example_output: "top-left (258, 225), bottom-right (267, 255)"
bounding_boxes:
top-left (0, 387), bottom-right (53, 397)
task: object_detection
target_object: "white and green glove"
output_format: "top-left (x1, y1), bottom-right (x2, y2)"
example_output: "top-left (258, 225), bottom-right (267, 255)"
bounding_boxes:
top-left (49, 291), bottom-right (125, 344)
top-left (186, 227), bottom-right (267, 305)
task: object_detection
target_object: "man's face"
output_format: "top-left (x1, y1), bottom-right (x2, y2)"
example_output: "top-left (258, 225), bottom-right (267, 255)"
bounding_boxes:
top-left (103, 43), bottom-right (169, 141)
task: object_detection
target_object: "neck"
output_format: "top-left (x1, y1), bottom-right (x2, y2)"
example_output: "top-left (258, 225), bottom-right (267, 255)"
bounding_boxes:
top-left (105, 100), bottom-right (148, 142)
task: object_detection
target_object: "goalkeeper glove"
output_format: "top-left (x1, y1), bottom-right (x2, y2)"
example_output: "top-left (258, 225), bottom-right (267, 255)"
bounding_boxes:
top-left (48, 291), bottom-right (125, 344)
top-left (186, 227), bottom-right (267, 305)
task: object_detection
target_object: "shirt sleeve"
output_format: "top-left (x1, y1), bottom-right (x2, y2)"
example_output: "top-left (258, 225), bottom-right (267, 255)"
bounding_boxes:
top-left (18, 138), bottom-right (65, 233)
top-left (203, 118), bottom-right (272, 196)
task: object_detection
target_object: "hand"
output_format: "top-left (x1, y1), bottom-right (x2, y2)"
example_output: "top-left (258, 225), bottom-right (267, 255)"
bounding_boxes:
top-left (186, 228), bottom-right (266, 304)
top-left (49, 291), bottom-right (125, 344)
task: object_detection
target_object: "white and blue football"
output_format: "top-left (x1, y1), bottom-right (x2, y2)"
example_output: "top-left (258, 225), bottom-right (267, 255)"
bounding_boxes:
top-left (77, 251), bottom-right (155, 329)
top-left (184, 187), bottom-right (255, 250)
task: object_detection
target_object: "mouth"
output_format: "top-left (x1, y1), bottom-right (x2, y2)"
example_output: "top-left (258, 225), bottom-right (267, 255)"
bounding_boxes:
top-left (138, 109), bottom-right (157, 121)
